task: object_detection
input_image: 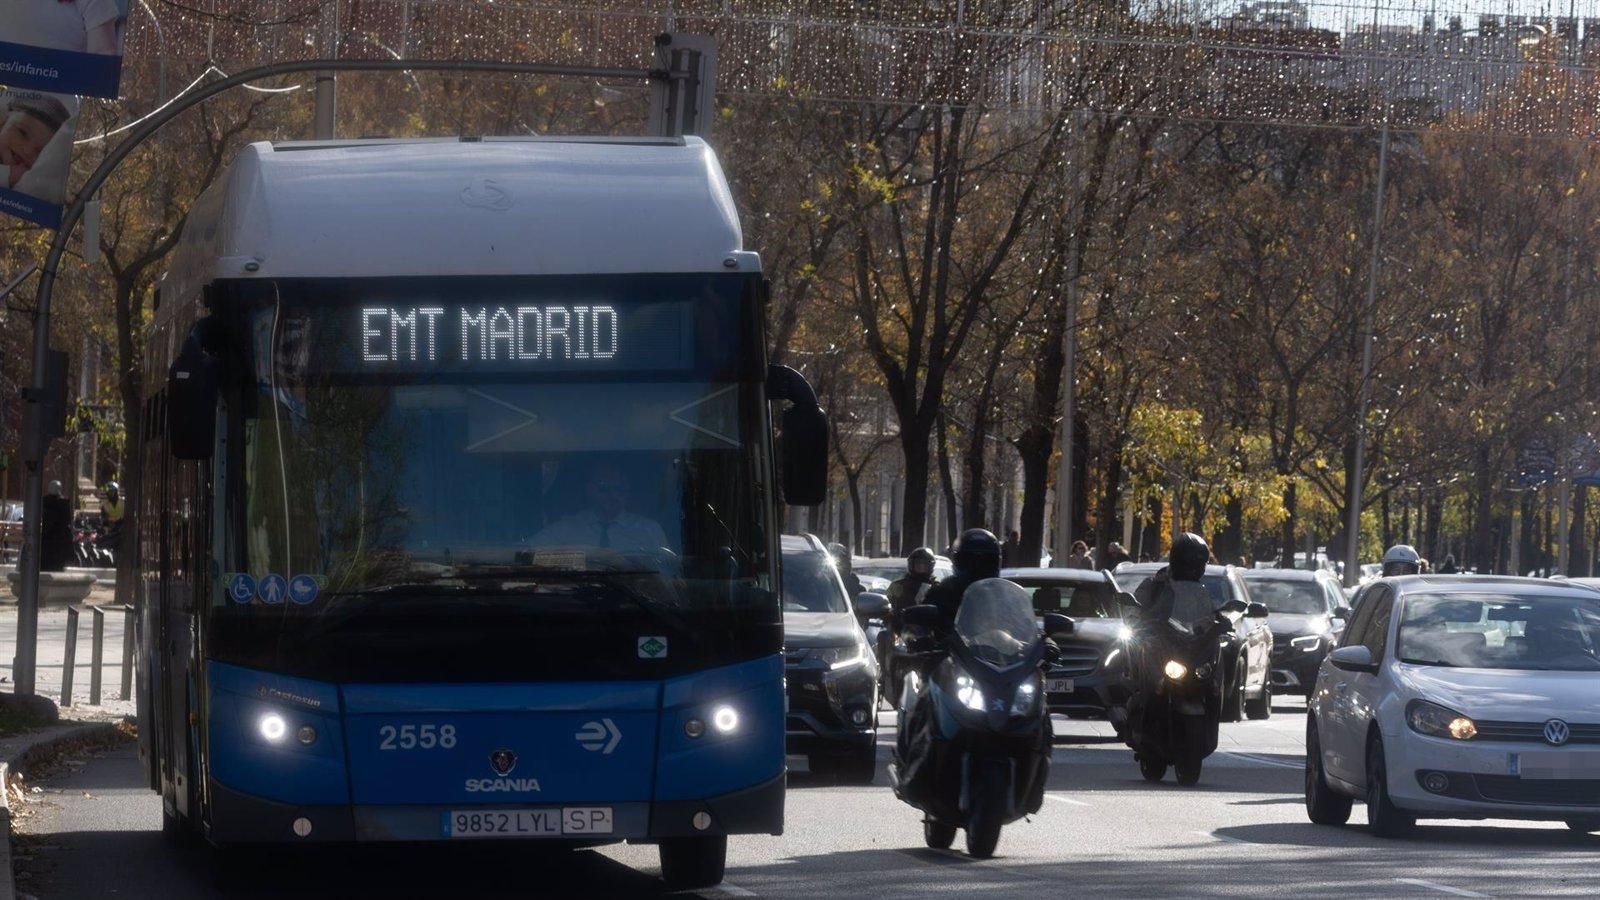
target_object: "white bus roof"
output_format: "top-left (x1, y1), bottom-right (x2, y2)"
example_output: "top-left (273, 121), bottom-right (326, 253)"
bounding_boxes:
top-left (161, 136), bottom-right (751, 312)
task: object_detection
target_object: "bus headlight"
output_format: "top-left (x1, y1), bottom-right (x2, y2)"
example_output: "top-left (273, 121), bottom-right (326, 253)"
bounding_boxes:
top-left (258, 713), bottom-right (288, 743)
top-left (712, 705), bottom-right (739, 734)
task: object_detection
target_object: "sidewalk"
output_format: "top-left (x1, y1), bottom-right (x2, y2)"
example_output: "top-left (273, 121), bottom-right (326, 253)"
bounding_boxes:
top-left (0, 588), bottom-right (134, 720)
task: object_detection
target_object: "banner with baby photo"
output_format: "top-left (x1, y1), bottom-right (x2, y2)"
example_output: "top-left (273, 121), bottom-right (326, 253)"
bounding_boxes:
top-left (0, 87), bottom-right (79, 228)
top-left (0, 0), bottom-right (129, 98)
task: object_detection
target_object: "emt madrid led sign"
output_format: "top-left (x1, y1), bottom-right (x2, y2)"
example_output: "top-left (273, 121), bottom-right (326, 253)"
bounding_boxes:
top-left (361, 305), bottom-right (620, 364)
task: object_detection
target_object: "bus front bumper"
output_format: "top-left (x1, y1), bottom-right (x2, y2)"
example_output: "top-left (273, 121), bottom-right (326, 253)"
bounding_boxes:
top-left (206, 771), bottom-right (784, 845)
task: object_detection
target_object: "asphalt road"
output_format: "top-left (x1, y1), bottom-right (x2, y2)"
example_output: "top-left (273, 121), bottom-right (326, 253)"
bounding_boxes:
top-left (14, 698), bottom-right (1600, 899)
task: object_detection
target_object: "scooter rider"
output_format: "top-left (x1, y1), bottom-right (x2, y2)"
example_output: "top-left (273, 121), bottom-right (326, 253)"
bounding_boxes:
top-left (1380, 544), bottom-right (1421, 577)
top-left (888, 547), bottom-right (939, 634)
top-left (1128, 533), bottom-right (1214, 687)
top-left (925, 529), bottom-right (1003, 626)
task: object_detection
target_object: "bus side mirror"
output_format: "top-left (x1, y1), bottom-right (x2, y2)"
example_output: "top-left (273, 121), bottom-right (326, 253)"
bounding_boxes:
top-left (768, 364), bottom-right (828, 507)
top-left (167, 344), bottom-right (217, 461)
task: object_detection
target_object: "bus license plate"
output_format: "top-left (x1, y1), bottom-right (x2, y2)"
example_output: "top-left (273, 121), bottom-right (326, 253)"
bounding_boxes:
top-left (1046, 678), bottom-right (1074, 693)
top-left (444, 807), bottom-right (613, 838)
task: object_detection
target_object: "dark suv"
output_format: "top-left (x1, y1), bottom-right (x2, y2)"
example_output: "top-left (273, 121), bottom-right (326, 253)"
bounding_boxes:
top-left (781, 534), bottom-right (880, 783)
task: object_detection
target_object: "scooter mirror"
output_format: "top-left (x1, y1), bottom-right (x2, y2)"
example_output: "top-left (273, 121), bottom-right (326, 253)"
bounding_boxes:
top-left (901, 604), bottom-right (942, 632)
top-left (1042, 612), bottom-right (1076, 636)
top-left (1246, 602), bottom-right (1270, 619)
top-left (1219, 598), bottom-right (1249, 616)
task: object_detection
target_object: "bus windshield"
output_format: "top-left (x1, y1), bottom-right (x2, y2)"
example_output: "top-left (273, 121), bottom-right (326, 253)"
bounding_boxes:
top-left (205, 274), bottom-right (779, 683)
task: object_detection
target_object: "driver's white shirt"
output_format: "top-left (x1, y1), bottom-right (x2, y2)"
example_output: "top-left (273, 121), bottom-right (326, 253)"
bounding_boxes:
top-left (531, 510), bottom-right (669, 555)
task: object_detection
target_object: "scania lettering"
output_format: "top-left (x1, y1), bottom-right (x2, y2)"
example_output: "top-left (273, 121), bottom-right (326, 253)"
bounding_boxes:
top-left (136, 137), bottom-right (828, 889)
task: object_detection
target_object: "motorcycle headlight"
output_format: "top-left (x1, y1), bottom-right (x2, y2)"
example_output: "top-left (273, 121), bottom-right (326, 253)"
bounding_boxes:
top-left (1407, 699), bottom-right (1476, 740)
top-left (1117, 624), bottom-right (1134, 641)
top-left (1010, 680), bottom-right (1040, 716)
top-left (812, 643), bottom-right (868, 672)
top-left (1290, 634), bottom-right (1323, 652)
top-left (1163, 660), bottom-right (1188, 681)
top-left (953, 667), bottom-right (987, 712)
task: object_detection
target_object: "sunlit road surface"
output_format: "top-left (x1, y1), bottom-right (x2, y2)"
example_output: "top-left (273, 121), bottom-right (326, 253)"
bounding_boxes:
top-left (15, 698), bottom-right (1600, 899)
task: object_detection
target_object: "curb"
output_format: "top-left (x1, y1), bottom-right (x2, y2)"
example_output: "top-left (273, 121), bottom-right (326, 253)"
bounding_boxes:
top-left (0, 721), bottom-right (123, 900)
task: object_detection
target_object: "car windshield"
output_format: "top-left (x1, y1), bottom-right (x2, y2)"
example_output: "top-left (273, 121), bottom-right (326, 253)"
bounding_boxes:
top-left (854, 560), bottom-right (908, 581)
top-left (1398, 592), bottom-right (1600, 671)
top-left (1011, 579), bottom-right (1117, 618)
top-left (953, 578), bottom-right (1040, 669)
top-left (1243, 578), bottom-right (1328, 615)
top-left (781, 550), bottom-right (850, 613)
top-left (1115, 571), bottom-right (1230, 609)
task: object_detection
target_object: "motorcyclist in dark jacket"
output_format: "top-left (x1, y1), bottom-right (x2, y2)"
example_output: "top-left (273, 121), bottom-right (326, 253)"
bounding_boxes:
top-left (925, 529), bottom-right (1002, 626)
top-left (1128, 533), bottom-right (1214, 689)
top-left (887, 547), bottom-right (938, 634)
top-left (827, 542), bottom-right (865, 598)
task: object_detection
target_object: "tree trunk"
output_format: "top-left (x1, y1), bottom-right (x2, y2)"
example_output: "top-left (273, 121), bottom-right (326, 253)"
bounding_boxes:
top-left (1570, 484), bottom-right (1589, 577)
top-left (963, 406), bottom-right (988, 529)
top-left (1380, 491), bottom-right (1392, 550)
top-left (898, 428), bottom-right (931, 555)
top-left (1471, 448), bottom-right (1495, 572)
top-left (1093, 435), bottom-right (1125, 564)
top-left (936, 414), bottom-right (959, 545)
top-left (1280, 480), bottom-right (1298, 568)
top-left (1425, 491), bottom-right (1442, 562)
top-left (1015, 426), bottom-right (1055, 566)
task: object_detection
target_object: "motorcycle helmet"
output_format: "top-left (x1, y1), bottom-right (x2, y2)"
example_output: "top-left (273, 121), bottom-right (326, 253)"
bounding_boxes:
top-left (1169, 532), bottom-right (1210, 582)
top-left (907, 546), bottom-right (937, 579)
top-left (950, 529), bottom-right (1001, 581)
top-left (46, 480), bottom-right (62, 497)
top-left (1381, 544), bottom-right (1421, 578)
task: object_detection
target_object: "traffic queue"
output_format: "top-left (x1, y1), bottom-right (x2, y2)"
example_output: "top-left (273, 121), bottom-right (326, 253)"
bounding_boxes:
top-left (799, 533), bottom-right (1600, 858)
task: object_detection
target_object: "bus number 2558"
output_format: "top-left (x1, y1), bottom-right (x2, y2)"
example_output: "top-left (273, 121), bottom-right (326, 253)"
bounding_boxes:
top-left (378, 724), bottom-right (458, 750)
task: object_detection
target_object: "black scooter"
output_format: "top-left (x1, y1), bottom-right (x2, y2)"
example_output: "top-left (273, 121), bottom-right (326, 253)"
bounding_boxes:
top-left (1123, 597), bottom-right (1252, 786)
top-left (889, 579), bottom-right (1070, 858)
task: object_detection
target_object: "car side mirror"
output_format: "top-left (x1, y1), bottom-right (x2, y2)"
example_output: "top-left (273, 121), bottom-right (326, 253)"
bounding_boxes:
top-left (768, 365), bottom-right (828, 507)
top-left (1246, 602), bottom-right (1269, 619)
top-left (1115, 590), bottom-right (1139, 612)
top-left (1042, 613), bottom-right (1075, 637)
top-left (1329, 645), bottom-right (1378, 674)
top-left (1220, 598), bottom-right (1248, 616)
top-left (855, 591), bottom-right (889, 622)
top-left (167, 340), bottom-right (218, 461)
top-left (1333, 605), bottom-right (1353, 620)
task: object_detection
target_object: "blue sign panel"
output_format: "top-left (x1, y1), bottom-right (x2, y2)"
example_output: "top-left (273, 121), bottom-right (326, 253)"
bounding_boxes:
top-left (0, 0), bottom-right (130, 99)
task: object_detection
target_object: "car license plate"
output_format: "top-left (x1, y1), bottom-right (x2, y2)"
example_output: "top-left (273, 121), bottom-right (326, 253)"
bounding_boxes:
top-left (443, 807), bottom-right (613, 838)
top-left (1510, 751), bottom-right (1600, 780)
top-left (1046, 678), bottom-right (1074, 693)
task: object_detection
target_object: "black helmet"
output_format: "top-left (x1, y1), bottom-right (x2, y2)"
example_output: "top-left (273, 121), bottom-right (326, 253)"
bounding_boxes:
top-left (1170, 532), bottom-right (1210, 582)
top-left (908, 546), bottom-right (937, 579)
top-left (826, 542), bottom-right (852, 575)
top-left (951, 529), bottom-right (1001, 581)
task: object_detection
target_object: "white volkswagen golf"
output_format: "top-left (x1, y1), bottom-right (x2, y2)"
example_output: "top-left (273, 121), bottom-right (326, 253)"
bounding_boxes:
top-left (1305, 575), bottom-right (1600, 836)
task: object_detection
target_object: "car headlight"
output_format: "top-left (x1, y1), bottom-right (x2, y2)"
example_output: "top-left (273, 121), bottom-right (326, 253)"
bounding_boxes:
top-left (812, 644), bottom-right (867, 671)
top-left (1290, 634), bottom-right (1323, 652)
top-left (954, 667), bottom-right (986, 712)
top-left (1117, 624), bottom-right (1133, 641)
top-left (1407, 699), bottom-right (1477, 740)
top-left (1010, 680), bottom-right (1039, 716)
top-left (1164, 660), bottom-right (1188, 681)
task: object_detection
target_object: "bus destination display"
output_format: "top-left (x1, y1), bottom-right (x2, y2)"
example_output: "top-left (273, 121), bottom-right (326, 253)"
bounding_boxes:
top-left (352, 301), bottom-right (693, 371)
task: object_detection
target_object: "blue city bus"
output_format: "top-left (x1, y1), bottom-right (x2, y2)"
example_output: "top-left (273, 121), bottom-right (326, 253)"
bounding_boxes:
top-left (136, 137), bottom-right (827, 887)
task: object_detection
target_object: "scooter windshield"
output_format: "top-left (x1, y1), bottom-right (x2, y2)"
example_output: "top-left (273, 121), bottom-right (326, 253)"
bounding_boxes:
top-left (954, 578), bottom-right (1041, 669)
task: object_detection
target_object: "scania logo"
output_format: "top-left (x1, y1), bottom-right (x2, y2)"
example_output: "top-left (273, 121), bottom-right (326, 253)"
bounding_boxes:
top-left (1544, 719), bottom-right (1571, 746)
top-left (490, 749), bottom-right (517, 776)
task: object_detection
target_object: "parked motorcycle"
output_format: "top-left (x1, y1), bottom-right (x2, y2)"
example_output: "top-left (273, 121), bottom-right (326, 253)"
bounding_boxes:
top-left (1122, 595), bottom-right (1255, 786)
top-left (889, 579), bottom-right (1069, 858)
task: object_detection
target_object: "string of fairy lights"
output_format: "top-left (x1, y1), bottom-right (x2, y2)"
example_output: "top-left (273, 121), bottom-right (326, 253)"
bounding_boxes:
top-left (99, 0), bottom-right (1600, 135)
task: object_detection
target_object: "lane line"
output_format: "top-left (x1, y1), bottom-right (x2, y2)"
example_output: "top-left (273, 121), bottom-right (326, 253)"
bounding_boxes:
top-left (1394, 878), bottom-right (1490, 898)
top-left (1218, 750), bottom-right (1305, 771)
top-left (1194, 829), bottom-right (1253, 845)
top-left (693, 884), bottom-right (758, 898)
top-left (1045, 793), bottom-right (1091, 807)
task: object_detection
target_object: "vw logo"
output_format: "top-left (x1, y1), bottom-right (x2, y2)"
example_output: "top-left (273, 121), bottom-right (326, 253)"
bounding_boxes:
top-left (489, 749), bottom-right (517, 776)
top-left (1543, 719), bottom-right (1571, 746)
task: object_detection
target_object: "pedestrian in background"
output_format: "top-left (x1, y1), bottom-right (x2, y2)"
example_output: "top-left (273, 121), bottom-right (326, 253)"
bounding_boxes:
top-left (1103, 541), bottom-right (1130, 569)
top-left (40, 480), bottom-right (72, 572)
top-left (1067, 540), bottom-right (1093, 569)
top-left (1001, 530), bottom-right (1022, 568)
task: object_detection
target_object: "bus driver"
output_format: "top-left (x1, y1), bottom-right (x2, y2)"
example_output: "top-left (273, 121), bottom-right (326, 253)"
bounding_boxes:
top-left (532, 462), bottom-right (669, 556)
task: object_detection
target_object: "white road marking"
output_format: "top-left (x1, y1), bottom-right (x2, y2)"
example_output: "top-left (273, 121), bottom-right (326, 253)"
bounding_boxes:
top-left (1394, 878), bottom-right (1491, 898)
top-left (693, 883), bottom-right (757, 898)
top-left (1045, 793), bottom-right (1091, 807)
top-left (1194, 829), bottom-right (1253, 845)
top-left (1218, 750), bottom-right (1305, 771)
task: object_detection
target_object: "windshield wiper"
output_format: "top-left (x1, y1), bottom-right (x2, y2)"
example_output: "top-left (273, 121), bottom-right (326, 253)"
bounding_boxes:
top-left (450, 566), bottom-right (702, 648)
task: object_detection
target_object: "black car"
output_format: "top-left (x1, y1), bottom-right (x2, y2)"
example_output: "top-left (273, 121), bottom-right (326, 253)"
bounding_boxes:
top-left (781, 534), bottom-right (880, 783)
top-left (1113, 563), bottom-right (1274, 721)
top-left (1239, 568), bottom-right (1348, 697)
top-left (1003, 567), bottom-right (1133, 731)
